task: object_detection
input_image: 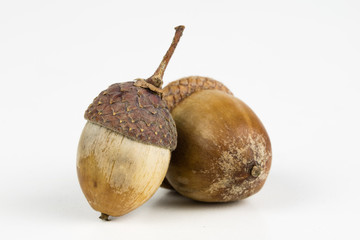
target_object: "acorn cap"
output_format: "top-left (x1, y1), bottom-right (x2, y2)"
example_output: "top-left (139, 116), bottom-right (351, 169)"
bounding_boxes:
top-left (163, 76), bottom-right (233, 111)
top-left (85, 81), bottom-right (177, 151)
top-left (84, 25), bottom-right (186, 151)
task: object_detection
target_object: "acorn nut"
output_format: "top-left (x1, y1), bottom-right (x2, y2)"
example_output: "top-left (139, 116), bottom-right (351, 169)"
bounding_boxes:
top-left (77, 26), bottom-right (185, 220)
top-left (162, 76), bottom-right (272, 202)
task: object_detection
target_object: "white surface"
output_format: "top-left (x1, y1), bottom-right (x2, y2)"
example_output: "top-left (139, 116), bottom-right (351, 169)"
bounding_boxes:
top-left (0, 0), bottom-right (359, 239)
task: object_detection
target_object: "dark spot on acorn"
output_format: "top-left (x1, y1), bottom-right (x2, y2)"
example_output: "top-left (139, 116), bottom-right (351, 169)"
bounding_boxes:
top-left (251, 165), bottom-right (261, 178)
top-left (99, 213), bottom-right (110, 221)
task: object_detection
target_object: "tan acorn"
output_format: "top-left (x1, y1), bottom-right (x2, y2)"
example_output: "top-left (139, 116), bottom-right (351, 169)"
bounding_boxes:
top-left (162, 76), bottom-right (272, 202)
top-left (77, 26), bottom-right (184, 220)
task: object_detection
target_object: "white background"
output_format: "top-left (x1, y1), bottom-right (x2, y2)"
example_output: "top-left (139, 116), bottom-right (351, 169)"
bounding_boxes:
top-left (1, 0), bottom-right (359, 239)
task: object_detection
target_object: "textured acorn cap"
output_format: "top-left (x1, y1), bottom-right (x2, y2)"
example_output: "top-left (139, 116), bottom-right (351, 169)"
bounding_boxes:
top-left (85, 81), bottom-right (177, 151)
top-left (163, 76), bottom-right (233, 111)
top-left (84, 26), bottom-right (186, 152)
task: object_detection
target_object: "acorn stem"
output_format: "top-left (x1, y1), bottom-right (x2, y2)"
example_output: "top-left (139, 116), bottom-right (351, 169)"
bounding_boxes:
top-left (146, 25), bottom-right (185, 88)
top-left (99, 213), bottom-right (110, 221)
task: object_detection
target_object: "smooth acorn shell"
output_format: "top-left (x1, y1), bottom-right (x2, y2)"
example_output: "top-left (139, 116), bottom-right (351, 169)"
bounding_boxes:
top-left (77, 122), bottom-right (170, 216)
top-left (163, 77), bottom-right (272, 202)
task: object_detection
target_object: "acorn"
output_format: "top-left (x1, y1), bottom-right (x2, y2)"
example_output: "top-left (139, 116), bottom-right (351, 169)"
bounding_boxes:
top-left (77, 26), bottom-right (184, 220)
top-left (162, 76), bottom-right (272, 202)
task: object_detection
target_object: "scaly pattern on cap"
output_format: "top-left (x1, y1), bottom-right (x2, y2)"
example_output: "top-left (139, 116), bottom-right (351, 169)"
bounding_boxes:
top-left (163, 76), bottom-right (233, 111)
top-left (85, 82), bottom-right (177, 151)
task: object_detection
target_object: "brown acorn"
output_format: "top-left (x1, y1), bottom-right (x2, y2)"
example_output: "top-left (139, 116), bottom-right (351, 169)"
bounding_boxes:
top-left (162, 76), bottom-right (272, 202)
top-left (77, 26), bottom-right (184, 220)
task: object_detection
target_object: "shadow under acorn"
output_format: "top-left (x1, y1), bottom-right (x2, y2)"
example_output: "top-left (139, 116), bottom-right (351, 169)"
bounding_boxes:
top-left (152, 189), bottom-right (247, 211)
